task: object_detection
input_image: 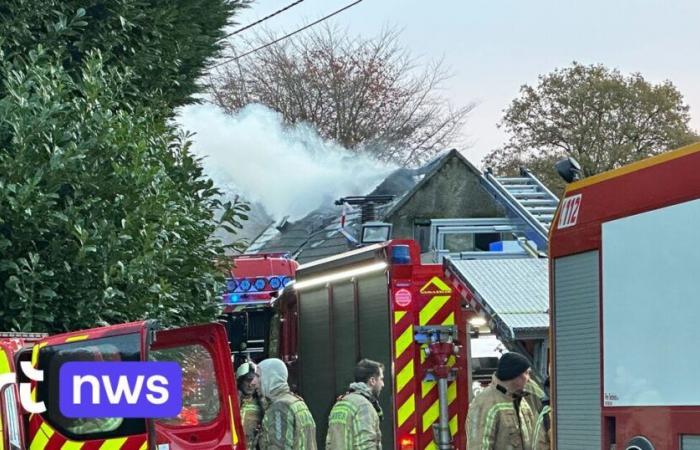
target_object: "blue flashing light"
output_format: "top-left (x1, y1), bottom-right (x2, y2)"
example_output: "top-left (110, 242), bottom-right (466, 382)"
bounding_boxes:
top-left (229, 294), bottom-right (240, 303)
top-left (254, 278), bottom-right (267, 291)
top-left (281, 276), bottom-right (292, 287)
top-left (269, 277), bottom-right (282, 290)
top-left (225, 279), bottom-right (237, 292)
top-left (391, 245), bottom-right (412, 265)
top-left (238, 278), bottom-right (252, 292)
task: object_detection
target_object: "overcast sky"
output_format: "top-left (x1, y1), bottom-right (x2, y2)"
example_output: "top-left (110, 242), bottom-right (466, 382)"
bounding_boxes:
top-left (221, 0), bottom-right (700, 167)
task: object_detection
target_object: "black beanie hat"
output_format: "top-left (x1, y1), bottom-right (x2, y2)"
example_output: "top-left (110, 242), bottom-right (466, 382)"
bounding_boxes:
top-left (496, 352), bottom-right (530, 381)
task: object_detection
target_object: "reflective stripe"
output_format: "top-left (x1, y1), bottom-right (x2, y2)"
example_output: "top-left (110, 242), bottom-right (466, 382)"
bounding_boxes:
top-left (328, 400), bottom-right (358, 447)
top-left (397, 394), bottom-right (415, 427)
top-left (532, 405), bottom-right (552, 450)
top-left (449, 414), bottom-right (458, 436)
top-left (442, 312), bottom-right (455, 326)
top-left (61, 441), bottom-right (85, 449)
top-left (228, 395), bottom-right (239, 445)
top-left (482, 403), bottom-right (513, 450)
top-left (419, 295), bottom-right (450, 325)
top-left (30, 423), bottom-right (54, 450)
top-left (65, 335), bottom-right (89, 343)
top-left (421, 380), bottom-right (434, 398)
top-left (395, 327), bottom-right (413, 359)
top-left (394, 311), bottom-right (406, 324)
top-left (396, 360), bottom-right (414, 393)
top-left (0, 351), bottom-right (10, 374)
top-left (98, 437), bottom-right (127, 449)
top-left (422, 381), bottom-right (457, 433)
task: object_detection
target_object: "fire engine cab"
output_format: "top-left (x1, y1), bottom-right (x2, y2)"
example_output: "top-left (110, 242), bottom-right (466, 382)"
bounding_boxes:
top-left (550, 142), bottom-right (700, 450)
top-left (220, 254), bottom-right (297, 365)
top-left (0, 322), bottom-right (245, 450)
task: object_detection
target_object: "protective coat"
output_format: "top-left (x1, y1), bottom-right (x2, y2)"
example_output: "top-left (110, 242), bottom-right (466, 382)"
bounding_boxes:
top-left (325, 382), bottom-right (382, 450)
top-left (258, 359), bottom-right (317, 450)
top-left (466, 382), bottom-right (535, 450)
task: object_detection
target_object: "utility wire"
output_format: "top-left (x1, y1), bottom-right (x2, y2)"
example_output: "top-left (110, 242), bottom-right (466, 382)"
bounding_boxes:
top-left (221, 0), bottom-right (306, 40)
top-left (210, 0), bottom-right (364, 69)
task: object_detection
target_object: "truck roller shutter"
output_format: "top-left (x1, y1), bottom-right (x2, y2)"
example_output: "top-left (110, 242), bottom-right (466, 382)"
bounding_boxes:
top-left (297, 271), bottom-right (393, 449)
top-left (682, 436), bottom-right (700, 450)
top-left (553, 251), bottom-right (601, 450)
top-left (356, 272), bottom-right (393, 450)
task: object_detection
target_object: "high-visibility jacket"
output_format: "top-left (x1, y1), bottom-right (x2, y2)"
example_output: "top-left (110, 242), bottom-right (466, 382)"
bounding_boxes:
top-left (239, 393), bottom-right (263, 450)
top-left (258, 389), bottom-right (317, 450)
top-left (466, 382), bottom-right (536, 450)
top-left (325, 382), bottom-right (382, 450)
top-left (531, 405), bottom-right (551, 450)
top-left (524, 379), bottom-right (545, 416)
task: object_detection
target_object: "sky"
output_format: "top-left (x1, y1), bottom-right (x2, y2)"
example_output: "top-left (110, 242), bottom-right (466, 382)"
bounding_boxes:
top-left (218, 0), bottom-right (700, 168)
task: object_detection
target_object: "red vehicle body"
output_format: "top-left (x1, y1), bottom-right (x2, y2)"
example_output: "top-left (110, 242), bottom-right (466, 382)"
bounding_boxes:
top-left (224, 241), bottom-right (473, 450)
top-left (549, 142), bottom-right (700, 450)
top-left (278, 240), bottom-right (471, 450)
top-left (0, 322), bottom-right (245, 450)
top-left (221, 253), bottom-right (298, 365)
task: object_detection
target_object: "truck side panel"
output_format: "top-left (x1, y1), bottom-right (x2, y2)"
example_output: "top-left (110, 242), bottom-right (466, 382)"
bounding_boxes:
top-left (297, 271), bottom-right (394, 449)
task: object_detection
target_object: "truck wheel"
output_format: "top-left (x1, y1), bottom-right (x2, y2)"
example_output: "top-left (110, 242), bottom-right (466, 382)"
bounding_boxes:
top-left (625, 436), bottom-right (654, 450)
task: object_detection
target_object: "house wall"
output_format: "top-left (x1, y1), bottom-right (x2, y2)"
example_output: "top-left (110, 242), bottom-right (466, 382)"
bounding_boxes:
top-left (386, 154), bottom-right (506, 239)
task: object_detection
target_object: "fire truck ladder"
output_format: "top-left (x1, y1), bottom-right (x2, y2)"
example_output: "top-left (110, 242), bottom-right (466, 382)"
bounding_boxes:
top-left (482, 168), bottom-right (559, 251)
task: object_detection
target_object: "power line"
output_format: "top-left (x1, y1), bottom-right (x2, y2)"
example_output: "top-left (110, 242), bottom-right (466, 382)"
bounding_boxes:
top-left (221, 0), bottom-right (306, 40)
top-left (210, 0), bottom-right (364, 69)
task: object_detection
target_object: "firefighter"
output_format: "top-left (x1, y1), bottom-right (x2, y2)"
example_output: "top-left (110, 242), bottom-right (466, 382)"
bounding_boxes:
top-left (531, 377), bottom-right (551, 450)
top-left (466, 352), bottom-right (536, 450)
top-left (257, 358), bottom-right (317, 450)
top-left (524, 377), bottom-right (545, 415)
top-left (325, 359), bottom-right (384, 450)
top-left (237, 361), bottom-right (263, 450)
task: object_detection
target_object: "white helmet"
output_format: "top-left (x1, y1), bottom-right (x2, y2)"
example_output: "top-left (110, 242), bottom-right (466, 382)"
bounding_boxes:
top-left (236, 361), bottom-right (257, 380)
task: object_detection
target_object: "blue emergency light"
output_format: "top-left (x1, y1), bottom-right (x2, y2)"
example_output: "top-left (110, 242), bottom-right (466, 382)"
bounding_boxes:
top-left (269, 277), bottom-right (282, 290)
top-left (254, 278), bottom-right (267, 291)
top-left (238, 278), bottom-right (252, 292)
top-left (391, 245), bottom-right (411, 265)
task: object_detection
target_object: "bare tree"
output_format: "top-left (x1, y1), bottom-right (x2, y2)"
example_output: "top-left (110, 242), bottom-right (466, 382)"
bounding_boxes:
top-left (210, 26), bottom-right (475, 165)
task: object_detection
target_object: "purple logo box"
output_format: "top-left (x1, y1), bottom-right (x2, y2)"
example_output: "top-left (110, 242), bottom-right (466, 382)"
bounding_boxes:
top-left (59, 362), bottom-right (182, 418)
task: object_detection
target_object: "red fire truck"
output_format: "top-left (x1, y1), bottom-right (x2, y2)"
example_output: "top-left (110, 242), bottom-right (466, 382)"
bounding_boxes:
top-left (271, 240), bottom-right (472, 450)
top-left (549, 142), bottom-right (700, 450)
top-left (222, 240), bottom-right (473, 450)
top-left (220, 254), bottom-right (297, 366)
top-left (0, 322), bottom-right (246, 449)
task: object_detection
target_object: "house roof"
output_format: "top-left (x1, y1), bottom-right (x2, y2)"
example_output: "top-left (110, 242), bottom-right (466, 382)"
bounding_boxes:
top-left (445, 257), bottom-right (549, 340)
top-left (246, 150), bottom-right (466, 263)
top-left (382, 149), bottom-right (483, 219)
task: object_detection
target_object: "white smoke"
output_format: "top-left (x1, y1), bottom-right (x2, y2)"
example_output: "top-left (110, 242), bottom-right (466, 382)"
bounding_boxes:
top-left (176, 103), bottom-right (395, 221)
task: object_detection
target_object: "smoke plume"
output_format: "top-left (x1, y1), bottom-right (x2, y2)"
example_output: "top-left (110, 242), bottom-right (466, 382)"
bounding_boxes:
top-left (176, 103), bottom-right (394, 221)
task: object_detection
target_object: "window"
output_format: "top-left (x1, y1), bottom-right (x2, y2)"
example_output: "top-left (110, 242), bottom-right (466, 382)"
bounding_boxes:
top-left (413, 222), bottom-right (431, 253)
top-left (151, 344), bottom-right (220, 426)
top-left (36, 333), bottom-right (145, 441)
top-left (2, 385), bottom-right (21, 450)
